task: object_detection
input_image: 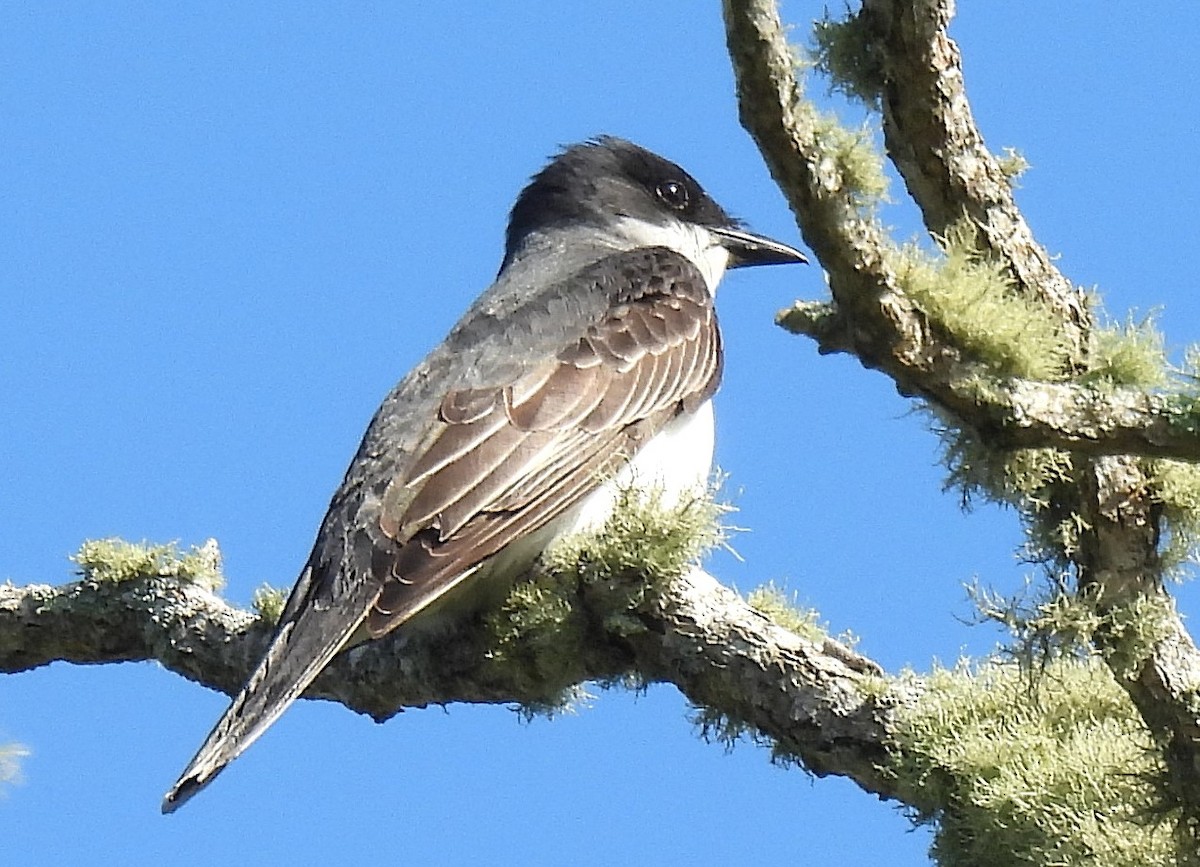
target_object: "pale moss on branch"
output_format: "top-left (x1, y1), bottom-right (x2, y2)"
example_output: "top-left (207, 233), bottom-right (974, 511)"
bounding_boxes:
top-left (924, 267), bottom-right (1197, 574)
top-left (969, 579), bottom-right (1095, 663)
top-left (1163, 349), bottom-right (1200, 440)
top-left (1181, 344), bottom-right (1200, 387)
top-left (765, 18), bottom-right (889, 210)
top-left (811, 9), bottom-right (884, 109)
top-left (539, 483), bottom-right (729, 591)
top-left (971, 579), bottom-right (1179, 681)
top-left (72, 538), bottom-right (224, 591)
top-left (942, 432), bottom-right (1075, 515)
top-left (894, 223), bottom-right (1070, 380)
top-left (903, 219), bottom-right (1098, 568)
top-left (690, 704), bottom-right (759, 753)
top-left (747, 581), bottom-right (827, 642)
top-left (888, 658), bottom-right (1172, 866)
top-left (1085, 311), bottom-right (1169, 388)
top-left (810, 114), bottom-right (890, 207)
top-left (1149, 459), bottom-right (1200, 574)
top-left (995, 147), bottom-right (1030, 182)
top-left (252, 583), bottom-right (287, 624)
top-left (1099, 592), bottom-right (1179, 680)
top-left (482, 564), bottom-right (586, 713)
top-left (937, 417), bottom-right (1087, 572)
top-left (484, 483), bottom-right (730, 715)
top-left (939, 420), bottom-right (1079, 560)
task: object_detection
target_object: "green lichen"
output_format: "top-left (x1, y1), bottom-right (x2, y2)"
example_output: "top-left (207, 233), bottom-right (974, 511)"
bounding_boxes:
top-left (252, 583), bottom-right (287, 624)
top-left (71, 538), bottom-right (224, 591)
top-left (1085, 312), bottom-right (1169, 388)
top-left (1149, 458), bottom-right (1200, 574)
top-left (889, 657), bottom-right (1172, 866)
top-left (1164, 350), bottom-right (1200, 441)
top-left (935, 384), bottom-right (1089, 576)
top-left (539, 483), bottom-right (729, 592)
top-left (690, 704), bottom-right (759, 753)
top-left (969, 579), bottom-right (1093, 667)
top-left (747, 581), bottom-right (827, 642)
top-left (811, 8), bottom-right (884, 109)
top-left (945, 436), bottom-right (1075, 514)
top-left (1163, 392), bottom-right (1200, 440)
top-left (690, 702), bottom-right (809, 770)
top-left (485, 483), bottom-right (730, 716)
top-left (772, 22), bottom-right (889, 210)
top-left (996, 147), bottom-right (1031, 183)
top-left (1181, 344), bottom-right (1200, 386)
top-left (1098, 592), bottom-right (1178, 680)
top-left (895, 223), bottom-right (1070, 380)
top-left (811, 113), bottom-right (890, 206)
top-left (970, 578), bottom-right (1178, 683)
top-left (482, 565), bottom-right (588, 713)
top-left (939, 419), bottom-right (1078, 558)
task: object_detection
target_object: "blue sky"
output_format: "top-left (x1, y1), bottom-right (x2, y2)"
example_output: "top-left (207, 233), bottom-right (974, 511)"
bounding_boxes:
top-left (2, 4), bottom-right (1198, 865)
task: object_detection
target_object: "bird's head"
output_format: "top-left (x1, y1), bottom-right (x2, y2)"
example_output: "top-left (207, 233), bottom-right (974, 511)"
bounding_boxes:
top-left (502, 136), bottom-right (806, 286)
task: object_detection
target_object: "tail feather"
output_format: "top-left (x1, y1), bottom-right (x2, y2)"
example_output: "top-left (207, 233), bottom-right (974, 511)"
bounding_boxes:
top-left (162, 570), bottom-right (379, 813)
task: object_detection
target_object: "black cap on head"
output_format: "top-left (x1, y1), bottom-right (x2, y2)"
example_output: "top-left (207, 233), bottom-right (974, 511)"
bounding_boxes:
top-left (504, 138), bottom-right (727, 258)
top-left (503, 136), bottom-right (806, 271)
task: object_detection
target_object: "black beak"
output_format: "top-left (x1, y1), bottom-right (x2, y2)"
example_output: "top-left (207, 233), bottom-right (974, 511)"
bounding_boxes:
top-left (711, 224), bottom-right (808, 268)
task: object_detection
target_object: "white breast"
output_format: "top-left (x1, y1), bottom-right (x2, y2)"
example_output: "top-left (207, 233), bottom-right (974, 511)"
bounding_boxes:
top-left (561, 398), bottom-right (716, 536)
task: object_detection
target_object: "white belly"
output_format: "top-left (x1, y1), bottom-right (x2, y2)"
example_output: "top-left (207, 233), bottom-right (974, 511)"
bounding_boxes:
top-left (561, 398), bottom-right (716, 535)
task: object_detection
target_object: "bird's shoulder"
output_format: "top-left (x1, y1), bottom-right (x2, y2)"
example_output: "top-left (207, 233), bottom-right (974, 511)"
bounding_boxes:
top-left (446, 244), bottom-right (711, 368)
top-left (364, 244), bottom-right (711, 456)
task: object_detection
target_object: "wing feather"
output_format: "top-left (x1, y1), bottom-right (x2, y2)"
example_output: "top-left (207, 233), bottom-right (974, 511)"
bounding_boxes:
top-left (402, 399), bottom-right (508, 487)
top-left (579, 357), bottom-right (646, 433)
top-left (400, 424), bottom-right (542, 537)
top-left (368, 248), bottom-right (721, 636)
top-left (505, 359), bottom-right (605, 431)
top-left (367, 426), bottom-right (635, 635)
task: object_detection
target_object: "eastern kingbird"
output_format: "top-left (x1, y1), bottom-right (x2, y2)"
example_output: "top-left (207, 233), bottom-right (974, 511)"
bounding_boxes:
top-left (162, 136), bottom-right (806, 811)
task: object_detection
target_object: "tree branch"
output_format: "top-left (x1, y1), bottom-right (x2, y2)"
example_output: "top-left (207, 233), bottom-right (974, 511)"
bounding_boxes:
top-left (860, 0), bottom-right (1200, 834)
top-left (782, 301), bottom-right (1200, 461)
top-left (0, 565), bottom-right (917, 808)
top-left (722, 0), bottom-right (1200, 466)
top-left (723, 0), bottom-right (1200, 841)
top-left (861, 0), bottom-right (1089, 344)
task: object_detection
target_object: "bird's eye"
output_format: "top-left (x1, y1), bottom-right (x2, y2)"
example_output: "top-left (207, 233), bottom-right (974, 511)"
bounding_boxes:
top-left (655, 179), bottom-right (690, 211)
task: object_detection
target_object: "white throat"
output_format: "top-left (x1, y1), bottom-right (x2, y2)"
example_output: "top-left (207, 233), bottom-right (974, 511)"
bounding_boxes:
top-left (613, 216), bottom-right (731, 293)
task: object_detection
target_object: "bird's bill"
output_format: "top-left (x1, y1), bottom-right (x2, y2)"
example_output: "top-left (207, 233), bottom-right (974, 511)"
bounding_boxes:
top-left (711, 224), bottom-right (808, 268)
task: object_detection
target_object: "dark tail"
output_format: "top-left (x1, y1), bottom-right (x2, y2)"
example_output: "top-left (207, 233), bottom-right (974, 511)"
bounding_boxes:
top-left (162, 568), bottom-right (378, 813)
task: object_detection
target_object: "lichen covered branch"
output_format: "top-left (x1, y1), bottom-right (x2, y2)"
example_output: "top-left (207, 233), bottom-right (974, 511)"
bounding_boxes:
top-left (724, 0), bottom-right (1200, 849)
top-left (0, 549), bottom-right (905, 804)
top-left (861, 0), bottom-right (1089, 342)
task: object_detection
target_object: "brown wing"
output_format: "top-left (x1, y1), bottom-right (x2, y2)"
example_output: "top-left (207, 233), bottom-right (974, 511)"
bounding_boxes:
top-left (366, 262), bottom-right (722, 637)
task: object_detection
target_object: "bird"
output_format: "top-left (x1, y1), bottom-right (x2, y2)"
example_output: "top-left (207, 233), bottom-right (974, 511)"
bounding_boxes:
top-left (162, 136), bottom-right (807, 812)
